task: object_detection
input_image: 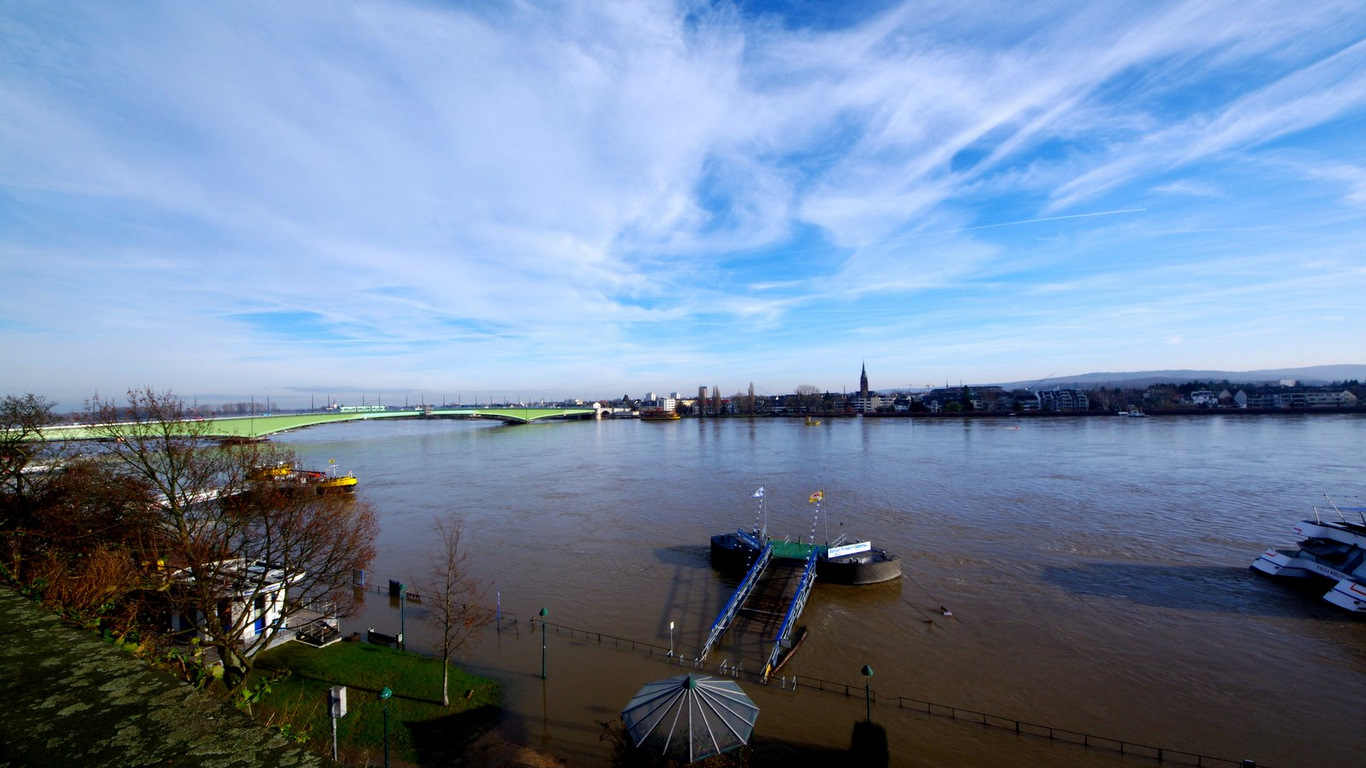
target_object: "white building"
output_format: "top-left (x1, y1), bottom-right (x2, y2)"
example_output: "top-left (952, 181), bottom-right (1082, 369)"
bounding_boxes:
top-left (850, 394), bottom-right (883, 413)
top-left (1035, 388), bottom-right (1090, 411)
top-left (170, 559), bottom-right (302, 646)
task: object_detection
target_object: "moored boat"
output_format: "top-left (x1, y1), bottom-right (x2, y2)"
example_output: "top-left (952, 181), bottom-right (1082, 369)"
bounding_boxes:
top-left (710, 488), bottom-right (901, 585)
top-left (640, 408), bottom-right (681, 421)
top-left (249, 462), bottom-right (358, 494)
top-left (1251, 497), bottom-right (1366, 613)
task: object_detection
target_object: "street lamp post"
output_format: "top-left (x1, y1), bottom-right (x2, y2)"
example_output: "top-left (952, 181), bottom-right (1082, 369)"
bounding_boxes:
top-left (539, 607), bottom-right (549, 679)
top-left (379, 686), bottom-right (393, 768)
top-left (861, 665), bottom-right (874, 721)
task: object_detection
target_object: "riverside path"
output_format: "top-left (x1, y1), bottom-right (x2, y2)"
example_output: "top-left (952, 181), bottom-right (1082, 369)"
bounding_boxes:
top-left (0, 588), bottom-right (325, 768)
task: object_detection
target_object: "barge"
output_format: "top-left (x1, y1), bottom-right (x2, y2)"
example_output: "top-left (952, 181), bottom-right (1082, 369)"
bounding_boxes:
top-left (249, 462), bottom-right (358, 494)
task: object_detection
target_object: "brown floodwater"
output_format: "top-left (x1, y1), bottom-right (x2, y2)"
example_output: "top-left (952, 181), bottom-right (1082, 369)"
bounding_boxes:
top-left (276, 413), bottom-right (1366, 767)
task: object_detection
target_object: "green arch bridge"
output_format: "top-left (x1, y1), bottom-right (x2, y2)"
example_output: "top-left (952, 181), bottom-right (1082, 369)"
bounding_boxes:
top-left (39, 407), bottom-right (602, 441)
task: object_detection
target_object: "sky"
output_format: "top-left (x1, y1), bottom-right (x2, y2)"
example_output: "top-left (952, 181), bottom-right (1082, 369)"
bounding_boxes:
top-left (3, 1), bottom-right (1365, 408)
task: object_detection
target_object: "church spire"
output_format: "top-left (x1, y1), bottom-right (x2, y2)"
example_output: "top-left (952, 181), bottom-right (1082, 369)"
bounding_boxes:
top-left (860, 363), bottom-right (869, 399)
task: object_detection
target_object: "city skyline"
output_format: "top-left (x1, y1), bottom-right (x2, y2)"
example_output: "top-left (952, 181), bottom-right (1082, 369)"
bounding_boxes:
top-left (31, 360), bottom-right (1366, 415)
top-left (4, 1), bottom-right (1365, 408)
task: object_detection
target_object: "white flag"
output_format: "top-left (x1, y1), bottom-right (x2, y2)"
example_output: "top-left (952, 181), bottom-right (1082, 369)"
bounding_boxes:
top-left (752, 486), bottom-right (765, 498)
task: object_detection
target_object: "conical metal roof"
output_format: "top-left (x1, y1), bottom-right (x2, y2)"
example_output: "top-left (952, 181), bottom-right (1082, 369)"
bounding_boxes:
top-left (620, 674), bottom-right (759, 763)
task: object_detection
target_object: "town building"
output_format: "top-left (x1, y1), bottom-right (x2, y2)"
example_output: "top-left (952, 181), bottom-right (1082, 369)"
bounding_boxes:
top-left (850, 363), bottom-right (882, 413)
top-left (168, 559), bottom-right (302, 645)
top-left (1035, 388), bottom-right (1090, 412)
top-left (1243, 390), bottom-right (1358, 409)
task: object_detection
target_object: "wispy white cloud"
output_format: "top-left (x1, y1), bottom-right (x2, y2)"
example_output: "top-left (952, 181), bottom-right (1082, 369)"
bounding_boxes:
top-left (1152, 181), bottom-right (1224, 198)
top-left (1301, 161), bottom-right (1366, 210)
top-left (1, 0), bottom-right (1364, 405)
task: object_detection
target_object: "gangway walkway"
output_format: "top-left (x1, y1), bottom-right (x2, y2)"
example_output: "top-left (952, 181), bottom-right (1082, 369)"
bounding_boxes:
top-left (698, 542), bottom-right (771, 662)
top-left (697, 541), bottom-right (818, 678)
top-left (763, 548), bottom-right (818, 678)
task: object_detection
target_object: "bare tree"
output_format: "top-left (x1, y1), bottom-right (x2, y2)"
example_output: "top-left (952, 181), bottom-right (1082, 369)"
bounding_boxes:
top-left (794, 385), bottom-right (822, 414)
top-left (1, 394), bottom-right (71, 524)
top-left (423, 513), bottom-right (492, 706)
top-left (2, 393), bottom-right (166, 623)
top-left (88, 388), bottom-right (378, 690)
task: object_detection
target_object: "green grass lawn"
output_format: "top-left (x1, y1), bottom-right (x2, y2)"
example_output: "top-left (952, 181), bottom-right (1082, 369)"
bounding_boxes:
top-left (249, 641), bottom-right (499, 765)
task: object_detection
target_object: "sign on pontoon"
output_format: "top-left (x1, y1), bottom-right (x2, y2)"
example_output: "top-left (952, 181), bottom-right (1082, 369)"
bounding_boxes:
top-left (827, 541), bottom-right (872, 559)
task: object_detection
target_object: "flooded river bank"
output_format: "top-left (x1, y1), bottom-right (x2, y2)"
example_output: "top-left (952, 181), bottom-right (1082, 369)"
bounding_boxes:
top-left (277, 414), bottom-right (1366, 767)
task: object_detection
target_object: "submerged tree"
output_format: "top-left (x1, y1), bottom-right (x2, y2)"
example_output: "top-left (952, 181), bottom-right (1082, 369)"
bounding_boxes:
top-left (87, 388), bottom-right (379, 690)
top-left (422, 512), bottom-right (492, 706)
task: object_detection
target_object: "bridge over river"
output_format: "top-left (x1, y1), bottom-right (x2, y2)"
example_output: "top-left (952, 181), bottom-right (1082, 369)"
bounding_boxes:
top-left (38, 406), bottom-right (602, 441)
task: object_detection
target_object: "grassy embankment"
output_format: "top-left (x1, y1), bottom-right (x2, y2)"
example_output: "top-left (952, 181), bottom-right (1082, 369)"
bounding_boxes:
top-left (248, 641), bottom-right (499, 765)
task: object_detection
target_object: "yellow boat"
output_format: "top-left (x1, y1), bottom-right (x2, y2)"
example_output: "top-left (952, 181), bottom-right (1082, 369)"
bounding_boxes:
top-left (250, 462), bottom-right (358, 494)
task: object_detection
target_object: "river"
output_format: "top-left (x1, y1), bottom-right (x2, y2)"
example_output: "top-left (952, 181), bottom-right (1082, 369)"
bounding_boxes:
top-left (275, 413), bottom-right (1366, 767)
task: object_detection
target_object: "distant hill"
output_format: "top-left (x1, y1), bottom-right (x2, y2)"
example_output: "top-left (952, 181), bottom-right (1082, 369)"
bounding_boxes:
top-left (995, 364), bottom-right (1366, 390)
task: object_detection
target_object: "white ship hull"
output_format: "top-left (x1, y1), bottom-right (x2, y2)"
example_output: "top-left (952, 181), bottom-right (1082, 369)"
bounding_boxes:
top-left (1250, 503), bottom-right (1366, 614)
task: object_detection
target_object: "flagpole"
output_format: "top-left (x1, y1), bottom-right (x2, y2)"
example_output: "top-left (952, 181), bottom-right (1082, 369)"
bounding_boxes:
top-left (751, 487), bottom-right (765, 538)
top-left (807, 491), bottom-right (823, 545)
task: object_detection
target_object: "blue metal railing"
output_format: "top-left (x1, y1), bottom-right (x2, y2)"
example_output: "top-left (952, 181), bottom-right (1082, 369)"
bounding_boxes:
top-left (763, 547), bottom-right (819, 679)
top-left (697, 542), bottom-right (772, 662)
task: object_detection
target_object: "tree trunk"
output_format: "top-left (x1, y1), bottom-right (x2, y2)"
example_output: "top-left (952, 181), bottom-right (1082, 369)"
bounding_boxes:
top-left (219, 645), bottom-right (250, 692)
top-left (441, 652), bottom-right (451, 707)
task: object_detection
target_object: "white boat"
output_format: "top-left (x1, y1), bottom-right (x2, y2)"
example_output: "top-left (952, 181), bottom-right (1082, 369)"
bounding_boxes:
top-left (1251, 498), bottom-right (1366, 613)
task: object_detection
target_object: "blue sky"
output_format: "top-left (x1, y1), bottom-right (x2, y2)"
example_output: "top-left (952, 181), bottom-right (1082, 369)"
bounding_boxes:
top-left (3, 1), bottom-right (1364, 408)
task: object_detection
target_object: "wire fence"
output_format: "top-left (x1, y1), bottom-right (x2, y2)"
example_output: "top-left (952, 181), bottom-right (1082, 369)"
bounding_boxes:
top-left (525, 616), bottom-right (1264, 768)
top-left (360, 592), bottom-right (1264, 768)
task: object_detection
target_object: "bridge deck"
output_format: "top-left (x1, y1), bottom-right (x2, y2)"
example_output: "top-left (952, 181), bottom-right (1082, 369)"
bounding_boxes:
top-left (35, 406), bottom-right (599, 441)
